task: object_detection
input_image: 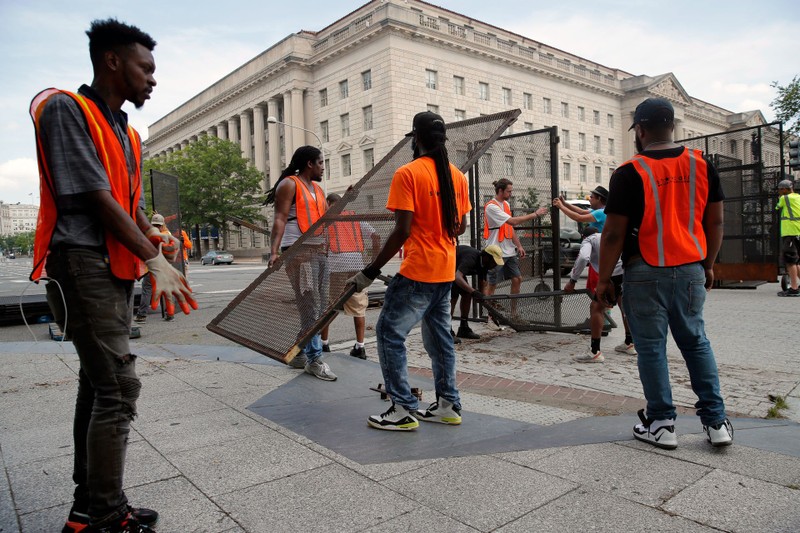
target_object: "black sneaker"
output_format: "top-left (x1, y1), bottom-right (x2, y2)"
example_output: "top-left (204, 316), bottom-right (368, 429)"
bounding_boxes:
top-left (62, 505), bottom-right (158, 532)
top-left (322, 343), bottom-right (331, 352)
top-left (450, 330), bottom-right (462, 344)
top-left (368, 404), bottom-right (419, 431)
top-left (163, 314), bottom-right (174, 322)
top-left (778, 288), bottom-right (800, 297)
top-left (133, 315), bottom-right (147, 324)
top-left (456, 325), bottom-right (481, 340)
top-left (632, 409), bottom-right (677, 450)
top-left (350, 345), bottom-right (366, 359)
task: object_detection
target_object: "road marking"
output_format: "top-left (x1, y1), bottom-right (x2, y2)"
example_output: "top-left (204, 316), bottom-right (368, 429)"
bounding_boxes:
top-left (199, 289), bottom-right (245, 294)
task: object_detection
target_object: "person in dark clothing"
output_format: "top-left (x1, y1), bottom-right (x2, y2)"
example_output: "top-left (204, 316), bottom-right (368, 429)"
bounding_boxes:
top-left (450, 244), bottom-right (502, 340)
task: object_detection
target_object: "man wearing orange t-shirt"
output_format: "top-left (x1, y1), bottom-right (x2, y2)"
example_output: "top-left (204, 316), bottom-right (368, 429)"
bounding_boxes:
top-left (348, 111), bottom-right (471, 431)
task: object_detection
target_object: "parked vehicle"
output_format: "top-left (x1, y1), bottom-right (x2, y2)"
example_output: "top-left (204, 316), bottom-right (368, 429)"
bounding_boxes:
top-left (200, 250), bottom-right (234, 265)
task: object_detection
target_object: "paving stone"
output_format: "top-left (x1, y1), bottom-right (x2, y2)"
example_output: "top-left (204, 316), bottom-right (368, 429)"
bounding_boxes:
top-left (0, 489), bottom-right (20, 533)
top-left (362, 507), bottom-right (480, 532)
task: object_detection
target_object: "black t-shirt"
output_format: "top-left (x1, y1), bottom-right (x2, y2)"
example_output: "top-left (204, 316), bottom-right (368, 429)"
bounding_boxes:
top-left (605, 147), bottom-right (725, 264)
top-left (456, 245), bottom-right (488, 281)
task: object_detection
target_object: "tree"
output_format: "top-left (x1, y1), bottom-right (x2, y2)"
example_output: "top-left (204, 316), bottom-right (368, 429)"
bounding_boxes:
top-left (771, 76), bottom-right (800, 137)
top-left (144, 136), bottom-right (267, 234)
top-left (518, 187), bottom-right (541, 211)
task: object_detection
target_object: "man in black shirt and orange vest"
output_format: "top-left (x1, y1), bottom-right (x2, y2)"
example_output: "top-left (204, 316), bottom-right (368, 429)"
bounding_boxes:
top-left (30, 19), bottom-right (197, 532)
top-left (597, 97), bottom-right (733, 450)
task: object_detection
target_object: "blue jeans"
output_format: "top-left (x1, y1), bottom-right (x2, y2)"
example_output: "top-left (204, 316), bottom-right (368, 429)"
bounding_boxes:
top-left (285, 246), bottom-right (328, 362)
top-left (376, 274), bottom-right (461, 411)
top-left (622, 260), bottom-right (726, 426)
top-left (44, 247), bottom-right (139, 525)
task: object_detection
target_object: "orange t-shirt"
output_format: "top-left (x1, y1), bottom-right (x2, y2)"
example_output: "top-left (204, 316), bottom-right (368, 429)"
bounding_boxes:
top-left (386, 157), bottom-right (471, 283)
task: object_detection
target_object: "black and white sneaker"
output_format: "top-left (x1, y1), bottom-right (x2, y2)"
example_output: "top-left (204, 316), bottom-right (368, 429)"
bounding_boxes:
top-left (349, 345), bottom-right (366, 359)
top-left (632, 409), bottom-right (677, 449)
top-left (368, 404), bottom-right (419, 431)
top-left (704, 419), bottom-right (734, 447)
top-left (416, 398), bottom-right (462, 425)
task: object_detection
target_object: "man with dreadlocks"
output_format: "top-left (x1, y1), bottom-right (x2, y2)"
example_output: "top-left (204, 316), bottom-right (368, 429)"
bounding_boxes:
top-left (266, 145), bottom-right (337, 381)
top-left (348, 111), bottom-right (472, 431)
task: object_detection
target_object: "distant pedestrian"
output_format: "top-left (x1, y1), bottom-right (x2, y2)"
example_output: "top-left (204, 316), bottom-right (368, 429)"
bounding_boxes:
top-left (776, 178), bottom-right (800, 297)
top-left (135, 213), bottom-right (177, 322)
top-left (597, 97), bottom-right (732, 450)
top-left (451, 244), bottom-right (501, 341)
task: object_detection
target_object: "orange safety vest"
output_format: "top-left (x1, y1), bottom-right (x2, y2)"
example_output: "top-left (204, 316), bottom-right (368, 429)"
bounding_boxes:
top-left (628, 147), bottom-right (708, 267)
top-left (29, 89), bottom-right (144, 282)
top-left (287, 175), bottom-right (326, 234)
top-left (328, 210), bottom-right (363, 253)
top-left (483, 199), bottom-right (514, 242)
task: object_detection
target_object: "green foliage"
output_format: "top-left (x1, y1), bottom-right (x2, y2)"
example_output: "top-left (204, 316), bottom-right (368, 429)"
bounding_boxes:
top-left (771, 76), bottom-right (800, 137)
top-left (144, 136), bottom-right (267, 232)
top-left (1, 231), bottom-right (35, 255)
top-left (518, 187), bottom-right (540, 210)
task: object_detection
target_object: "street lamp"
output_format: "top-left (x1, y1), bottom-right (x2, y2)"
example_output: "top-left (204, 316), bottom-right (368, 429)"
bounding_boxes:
top-left (266, 116), bottom-right (327, 194)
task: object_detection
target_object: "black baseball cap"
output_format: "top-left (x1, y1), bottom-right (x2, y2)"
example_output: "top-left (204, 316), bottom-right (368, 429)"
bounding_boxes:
top-left (405, 111), bottom-right (446, 137)
top-left (629, 97), bottom-right (675, 130)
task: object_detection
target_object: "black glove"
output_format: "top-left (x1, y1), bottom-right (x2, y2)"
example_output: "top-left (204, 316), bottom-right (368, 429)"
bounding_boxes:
top-left (471, 289), bottom-right (484, 300)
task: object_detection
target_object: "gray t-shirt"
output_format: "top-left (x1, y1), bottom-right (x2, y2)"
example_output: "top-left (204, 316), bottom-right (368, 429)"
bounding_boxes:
top-left (38, 85), bottom-right (144, 248)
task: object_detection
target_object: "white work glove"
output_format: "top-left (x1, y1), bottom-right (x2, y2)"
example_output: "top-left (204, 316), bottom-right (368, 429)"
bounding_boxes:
top-left (146, 227), bottom-right (181, 263)
top-left (346, 269), bottom-right (378, 292)
top-left (145, 244), bottom-right (198, 315)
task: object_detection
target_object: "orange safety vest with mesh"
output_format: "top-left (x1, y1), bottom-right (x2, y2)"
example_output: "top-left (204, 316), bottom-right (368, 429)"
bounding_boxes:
top-left (627, 147), bottom-right (708, 267)
top-left (29, 89), bottom-right (144, 282)
top-left (483, 199), bottom-right (514, 242)
top-left (287, 175), bottom-right (326, 234)
top-left (328, 210), bottom-right (363, 253)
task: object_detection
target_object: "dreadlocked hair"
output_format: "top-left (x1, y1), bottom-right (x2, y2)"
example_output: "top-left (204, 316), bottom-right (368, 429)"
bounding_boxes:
top-left (418, 128), bottom-right (459, 240)
top-left (264, 145), bottom-right (321, 205)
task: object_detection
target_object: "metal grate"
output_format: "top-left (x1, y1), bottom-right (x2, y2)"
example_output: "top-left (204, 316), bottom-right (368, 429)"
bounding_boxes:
top-left (150, 169), bottom-right (185, 275)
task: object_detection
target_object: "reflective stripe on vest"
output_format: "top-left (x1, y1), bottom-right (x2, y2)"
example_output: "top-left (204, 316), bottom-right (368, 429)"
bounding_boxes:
top-left (781, 194), bottom-right (800, 221)
top-left (29, 88), bottom-right (144, 282)
top-left (287, 175), bottom-right (326, 234)
top-left (629, 148), bottom-right (708, 267)
top-left (328, 210), bottom-right (363, 253)
top-left (483, 199), bottom-right (514, 242)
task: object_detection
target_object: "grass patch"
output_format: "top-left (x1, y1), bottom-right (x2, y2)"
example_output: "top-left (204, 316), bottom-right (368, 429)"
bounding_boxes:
top-left (766, 395), bottom-right (789, 419)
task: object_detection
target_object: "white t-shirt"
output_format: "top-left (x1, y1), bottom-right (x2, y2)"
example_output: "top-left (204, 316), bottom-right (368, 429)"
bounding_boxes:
top-left (484, 201), bottom-right (517, 258)
top-left (328, 222), bottom-right (376, 273)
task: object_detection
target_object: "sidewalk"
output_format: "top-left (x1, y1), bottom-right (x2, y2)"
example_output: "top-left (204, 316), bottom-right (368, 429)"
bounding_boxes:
top-left (1, 282), bottom-right (800, 532)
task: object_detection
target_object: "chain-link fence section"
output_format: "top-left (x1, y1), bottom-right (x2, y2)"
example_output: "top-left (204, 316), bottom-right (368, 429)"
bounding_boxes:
top-left (676, 122), bottom-right (785, 283)
top-left (208, 110), bottom-right (520, 363)
top-left (150, 169), bottom-right (185, 275)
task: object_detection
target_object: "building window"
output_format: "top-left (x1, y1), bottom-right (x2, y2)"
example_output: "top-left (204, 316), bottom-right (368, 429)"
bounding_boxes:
top-left (607, 113), bottom-right (614, 128)
top-left (580, 164), bottom-right (587, 183)
top-left (578, 133), bottom-right (586, 151)
top-left (593, 110), bottom-right (600, 125)
top-left (453, 75), bottom-right (464, 95)
top-left (524, 122), bottom-right (533, 131)
top-left (609, 167), bottom-right (615, 179)
top-left (362, 106), bottom-right (373, 131)
top-left (479, 82), bottom-right (490, 101)
top-left (504, 155), bottom-right (514, 175)
top-left (341, 154), bottom-right (351, 176)
top-left (526, 158), bottom-right (535, 178)
top-left (502, 87), bottom-right (512, 106)
top-left (608, 138), bottom-right (615, 155)
top-left (339, 79), bottom-right (349, 98)
top-left (593, 135), bottom-right (601, 153)
top-left (363, 148), bottom-right (374, 170)
top-left (562, 130), bottom-right (570, 149)
top-left (523, 92), bottom-right (533, 110)
top-left (480, 153), bottom-right (492, 174)
top-left (455, 109), bottom-right (466, 121)
top-left (426, 69), bottom-right (438, 90)
top-left (427, 104), bottom-right (439, 114)
top-left (562, 162), bottom-right (571, 181)
top-left (319, 88), bottom-right (328, 107)
top-left (595, 166), bottom-right (601, 183)
top-left (362, 70), bottom-right (372, 91)
top-left (320, 120), bottom-right (329, 142)
top-left (578, 106), bottom-right (585, 121)
top-left (561, 102), bottom-right (569, 118)
top-left (730, 140), bottom-right (737, 155)
top-left (340, 113), bottom-right (350, 137)
top-left (543, 97), bottom-right (552, 114)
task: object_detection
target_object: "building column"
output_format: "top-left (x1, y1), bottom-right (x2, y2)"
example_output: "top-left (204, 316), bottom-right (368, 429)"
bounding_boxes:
top-left (217, 122), bottom-right (228, 141)
top-left (228, 117), bottom-right (239, 145)
top-left (240, 111), bottom-right (252, 162)
top-left (207, 127), bottom-right (216, 137)
top-left (180, 141), bottom-right (188, 150)
top-left (283, 91), bottom-right (293, 158)
top-left (291, 88), bottom-right (305, 149)
top-left (252, 104), bottom-right (267, 189)
top-left (267, 98), bottom-right (281, 187)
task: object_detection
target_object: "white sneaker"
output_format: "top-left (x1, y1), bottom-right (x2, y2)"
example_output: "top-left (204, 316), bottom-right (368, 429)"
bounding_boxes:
top-left (487, 315), bottom-right (505, 331)
top-left (416, 398), bottom-right (462, 425)
top-left (304, 359), bottom-right (337, 381)
top-left (633, 409), bottom-right (677, 450)
top-left (574, 348), bottom-right (604, 363)
top-left (368, 404), bottom-right (419, 431)
top-left (614, 343), bottom-right (637, 356)
top-left (704, 419), bottom-right (734, 447)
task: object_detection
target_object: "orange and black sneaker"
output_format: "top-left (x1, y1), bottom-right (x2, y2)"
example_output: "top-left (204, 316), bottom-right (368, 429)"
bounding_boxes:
top-left (62, 506), bottom-right (158, 532)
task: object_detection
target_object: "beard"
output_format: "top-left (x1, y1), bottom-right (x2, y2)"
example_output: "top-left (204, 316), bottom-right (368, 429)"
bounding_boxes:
top-left (311, 174), bottom-right (322, 182)
top-left (635, 135), bottom-right (643, 154)
top-left (412, 138), bottom-right (420, 159)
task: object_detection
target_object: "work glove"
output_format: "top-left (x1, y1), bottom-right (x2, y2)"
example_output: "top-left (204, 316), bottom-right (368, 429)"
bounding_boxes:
top-left (471, 289), bottom-right (484, 300)
top-left (146, 227), bottom-right (181, 263)
top-left (145, 244), bottom-right (199, 315)
top-left (347, 267), bottom-right (380, 293)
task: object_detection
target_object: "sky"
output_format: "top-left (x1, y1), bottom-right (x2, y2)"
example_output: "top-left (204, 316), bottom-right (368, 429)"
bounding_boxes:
top-left (0, 0), bottom-right (795, 205)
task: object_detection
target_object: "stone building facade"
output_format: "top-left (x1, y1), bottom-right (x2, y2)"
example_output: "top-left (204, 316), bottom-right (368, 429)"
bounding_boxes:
top-left (145, 0), bottom-right (776, 254)
top-left (0, 202), bottom-right (38, 237)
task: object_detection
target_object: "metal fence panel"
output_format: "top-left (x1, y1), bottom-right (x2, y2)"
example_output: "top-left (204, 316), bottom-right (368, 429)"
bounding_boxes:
top-left (149, 169), bottom-right (185, 275)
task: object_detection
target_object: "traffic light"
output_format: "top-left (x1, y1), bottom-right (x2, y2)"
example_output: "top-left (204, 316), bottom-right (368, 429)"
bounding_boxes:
top-left (790, 140), bottom-right (800, 171)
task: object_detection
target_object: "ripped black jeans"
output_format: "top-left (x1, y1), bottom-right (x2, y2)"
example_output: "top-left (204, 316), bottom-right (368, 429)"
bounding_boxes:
top-left (45, 247), bottom-right (141, 525)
